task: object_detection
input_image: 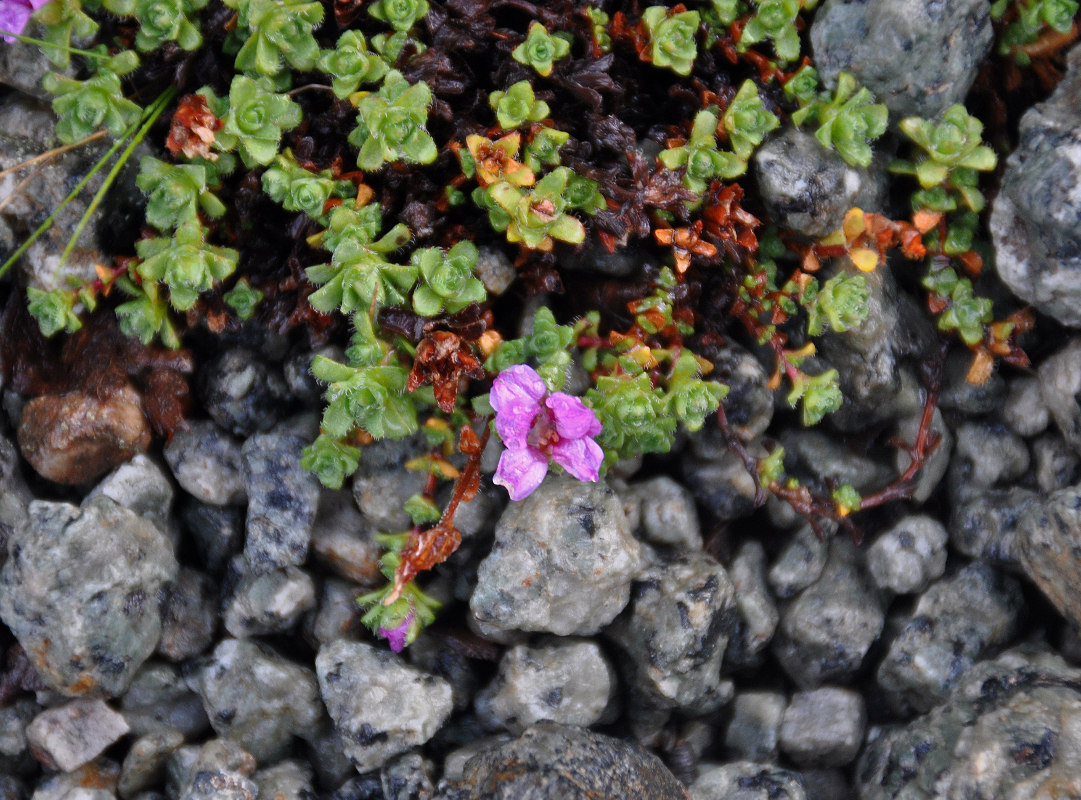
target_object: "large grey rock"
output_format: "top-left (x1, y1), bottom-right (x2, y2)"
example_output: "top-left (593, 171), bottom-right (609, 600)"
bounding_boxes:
top-left (222, 565), bottom-right (316, 638)
top-left (316, 639), bottom-right (452, 773)
top-left (26, 699), bottom-right (129, 773)
top-left (866, 515), bottom-right (948, 596)
top-left (1038, 339), bottom-right (1081, 455)
top-left (242, 429), bottom-right (320, 574)
top-left (163, 421), bottom-right (246, 506)
top-left (991, 44), bottom-right (1081, 326)
top-left (773, 536), bottom-right (885, 688)
top-left (470, 474), bottom-right (640, 636)
top-left (681, 447), bottom-right (759, 521)
top-left (174, 740), bottom-right (257, 800)
top-left (1019, 485), bottom-right (1081, 631)
top-left (780, 688), bottom-right (865, 767)
top-left (949, 484), bottom-right (1036, 566)
top-left (195, 639), bottom-right (323, 762)
top-left (754, 126), bottom-right (886, 238)
top-left (0, 497), bottom-right (178, 697)
top-left (858, 646), bottom-right (1081, 800)
top-left (0, 434), bottom-right (30, 571)
top-left (609, 551), bottom-right (737, 711)
top-left (724, 691), bottom-right (785, 762)
top-left (0, 23), bottom-right (74, 98)
top-left (877, 563), bottom-right (1023, 715)
top-left (691, 762), bottom-right (805, 800)
top-left (198, 349), bottom-right (290, 438)
top-left (475, 640), bottom-right (615, 734)
top-left (433, 722), bottom-right (689, 800)
top-left (726, 541), bottom-right (780, 667)
top-left (810, 0), bottom-right (993, 121)
top-left (120, 662), bottom-right (210, 739)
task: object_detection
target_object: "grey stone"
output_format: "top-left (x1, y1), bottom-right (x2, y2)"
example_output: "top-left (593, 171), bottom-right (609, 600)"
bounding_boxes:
top-left (893, 407), bottom-right (952, 504)
top-left (252, 760), bottom-right (314, 800)
top-left (0, 497), bottom-right (178, 697)
top-left (242, 430), bottom-right (320, 574)
top-left (304, 578), bottom-right (363, 646)
top-left (0, 433), bottom-right (30, 571)
top-left (119, 663), bottom-right (210, 739)
top-left (0, 698), bottom-right (37, 759)
top-left (198, 349), bottom-right (290, 438)
top-left (118, 730), bottom-right (185, 799)
top-left (1019, 485), bottom-right (1081, 632)
top-left (475, 640), bottom-right (615, 734)
top-left (433, 722), bottom-right (689, 800)
top-left (284, 344), bottom-right (344, 405)
top-left (724, 691), bottom-right (785, 762)
top-left (1001, 376), bottom-right (1050, 438)
top-left (470, 474), bottom-right (640, 636)
top-left (157, 567), bottom-right (216, 662)
top-left (0, 24), bottom-right (73, 98)
top-left (768, 524), bottom-right (830, 600)
top-left (178, 500), bottom-right (244, 574)
top-left (858, 646), bottom-right (1081, 800)
top-left (991, 45), bottom-right (1081, 326)
top-left (798, 769), bottom-right (849, 800)
top-left (474, 245), bottom-right (517, 295)
top-left (691, 762), bottom-right (805, 800)
top-left (174, 740), bottom-right (257, 800)
top-left (351, 436), bottom-right (428, 532)
top-left (938, 347), bottom-right (1006, 416)
top-left (316, 639), bottom-right (453, 773)
top-left (163, 421), bottom-right (246, 506)
top-left (866, 515), bottom-right (948, 595)
top-left (0, 775), bottom-right (25, 800)
top-left (780, 429), bottom-right (893, 495)
top-left (780, 687), bottom-right (865, 767)
top-left (951, 421), bottom-right (1030, 491)
top-left (304, 722), bottom-right (357, 791)
top-left (196, 639), bottom-right (323, 762)
top-left (222, 565), bottom-right (316, 638)
top-left (726, 541), bottom-right (779, 667)
top-left (810, 0), bottom-right (992, 121)
top-left (85, 455), bottom-right (174, 534)
top-left (754, 125), bottom-right (886, 238)
top-left (877, 563), bottom-right (1023, 715)
top-left (26, 699), bottom-right (129, 773)
top-left (0, 98), bottom-right (123, 293)
top-left (440, 735), bottom-right (514, 784)
top-left (624, 476), bottom-right (701, 550)
top-left (1032, 434), bottom-right (1081, 492)
top-left (1038, 339), bottom-right (1081, 454)
top-left (949, 484), bottom-right (1036, 566)
top-left (817, 260), bottom-right (931, 432)
top-left (31, 760), bottom-right (120, 800)
top-left (691, 341), bottom-right (772, 449)
top-left (773, 536), bottom-right (884, 688)
top-left (310, 490), bottom-right (382, 586)
top-left (608, 551), bottom-right (737, 711)
top-left (381, 752), bottom-right (434, 800)
top-left (681, 448), bottom-right (759, 522)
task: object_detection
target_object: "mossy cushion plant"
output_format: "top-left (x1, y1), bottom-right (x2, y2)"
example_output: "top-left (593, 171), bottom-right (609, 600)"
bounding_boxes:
top-left (2, 0), bottom-right (1057, 650)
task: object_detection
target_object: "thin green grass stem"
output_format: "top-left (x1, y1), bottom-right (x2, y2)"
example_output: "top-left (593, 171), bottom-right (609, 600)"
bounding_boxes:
top-left (0, 30), bottom-right (107, 59)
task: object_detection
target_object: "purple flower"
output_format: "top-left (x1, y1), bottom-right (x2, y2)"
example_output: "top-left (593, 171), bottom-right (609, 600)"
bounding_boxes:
top-left (378, 606), bottom-right (415, 653)
top-left (490, 364), bottom-right (603, 501)
top-left (0, 0), bottom-right (48, 42)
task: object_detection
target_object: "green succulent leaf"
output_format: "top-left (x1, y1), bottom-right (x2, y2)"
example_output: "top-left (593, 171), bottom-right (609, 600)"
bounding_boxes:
top-left (134, 220), bottom-right (239, 311)
top-left (489, 81), bottom-right (550, 131)
top-left (738, 0), bottom-right (802, 63)
top-left (229, 0), bottom-right (323, 76)
top-left (587, 372), bottom-right (678, 465)
top-left (511, 21), bottom-right (571, 77)
top-left (42, 69), bottom-right (142, 144)
top-left (301, 433), bottom-right (361, 489)
top-left (223, 278), bottom-right (264, 320)
top-left (805, 273), bottom-right (869, 336)
top-left (137, 156), bottom-right (224, 232)
top-left (34, 0), bottom-right (99, 67)
top-left (786, 368), bottom-right (843, 426)
top-left (723, 80), bottom-right (779, 161)
top-left (317, 30), bottom-right (388, 99)
top-left (27, 288), bottom-right (82, 337)
top-left (641, 5), bottom-right (700, 75)
top-left (319, 360), bottom-right (418, 439)
top-left (368, 0), bottom-right (429, 32)
top-left (349, 72), bottom-right (437, 171)
top-left (216, 75), bottom-right (302, 167)
top-left (411, 240), bottom-right (486, 316)
top-left (523, 126), bottom-right (569, 172)
top-left (132, 0), bottom-right (207, 51)
top-left (114, 278), bottom-right (180, 348)
top-left (306, 223), bottom-right (416, 314)
top-left (261, 148), bottom-right (353, 222)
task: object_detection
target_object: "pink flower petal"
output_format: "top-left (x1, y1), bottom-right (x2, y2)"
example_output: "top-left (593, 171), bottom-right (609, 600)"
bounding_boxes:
top-left (493, 446), bottom-right (548, 501)
top-left (378, 608), bottom-right (415, 653)
top-left (490, 364), bottom-right (547, 412)
top-left (551, 436), bottom-right (603, 483)
top-left (0, 3), bottom-right (33, 40)
top-left (494, 399), bottom-right (540, 449)
top-left (546, 393), bottom-right (601, 439)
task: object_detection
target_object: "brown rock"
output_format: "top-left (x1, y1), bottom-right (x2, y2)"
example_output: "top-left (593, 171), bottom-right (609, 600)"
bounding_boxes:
top-left (17, 385), bottom-right (150, 485)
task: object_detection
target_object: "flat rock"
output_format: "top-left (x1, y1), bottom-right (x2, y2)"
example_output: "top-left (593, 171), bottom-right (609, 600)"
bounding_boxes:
top-left (27, 699), bottom-right (129, 773)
